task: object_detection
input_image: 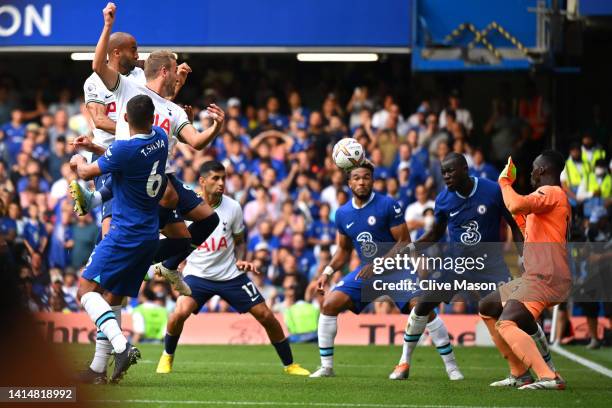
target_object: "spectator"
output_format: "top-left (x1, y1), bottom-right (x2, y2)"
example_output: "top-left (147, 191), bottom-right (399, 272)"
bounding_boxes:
top-left (1, 108), bottom-right (26, 163)
top-left (132, 285), bottom-right (169, 344)
top-left (424, 113), bottom-right (449, 157)
top-left (581, 133), bottom-right (607, 174)
top-left (404, 185), bottom-right (435, 241)
top-left (288, 90), bottom-right (309, 128)
top-left (371, 148), bottom-right (391, 180)
top-left (561, 142), bottom-right (587, 207)
top-left (49, 162), bottom-right (74, 210)
top-left (48, 136), bottom-right (71, 181)
top-left (427, 141), bottom-right (450, 195)
top-left (247, 221), bottom-right (280, 261)
top-left (48, 109), bottom-right (76, 146)
top-left (577, 159), bottom-right (612, 217)
top-left (290, 233), bottom-right (317, 279)
top-left (70, 213), bottom-right (98, 268)
top-left (48, 206), bottom-right (73, 270)
top-left (244, 185), bottom-right (277, 233)
top-left (439, 90), bottom-right (473, 134)
top-left (469, 148), bottom-right (498, 181)
top-left (483, 99), bottom-right (519, 165)
top-left (267, 96), bottom-right (288, 130)
top-left (284, 295), bottom-right (319, 343)
top-left (22, 204), bottom-right (47, 262)
top-left (307, 203), bottom-right (336, 250)
top-left (346, 86), bottom-right (374, 129)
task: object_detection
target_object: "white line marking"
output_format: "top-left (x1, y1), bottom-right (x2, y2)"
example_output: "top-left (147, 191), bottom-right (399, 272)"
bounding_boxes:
top-left (92, 400), bottom-right (543, 408)
top-left (551, 344), bottom-right (612, 379)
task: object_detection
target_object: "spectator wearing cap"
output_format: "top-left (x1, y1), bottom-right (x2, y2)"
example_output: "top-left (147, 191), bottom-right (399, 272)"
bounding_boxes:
top-left (468, 148), bottom-right (498, 181)
top-left (577, 159), bottom-right (612, 217)
top-left (561, 142), bottom-right (587, 207)
top-left (1, 108), bottom-right (26, 164)
top-left (404, 185), bottom-right (435, 241)
top-left (226, 97), bottom-right (248, 129)
top-left (439, 90), bottom-right (473, 135)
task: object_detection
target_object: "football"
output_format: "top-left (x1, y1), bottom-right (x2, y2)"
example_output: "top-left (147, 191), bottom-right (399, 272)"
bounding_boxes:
top-left (332, 138), bottom-right (365, 170)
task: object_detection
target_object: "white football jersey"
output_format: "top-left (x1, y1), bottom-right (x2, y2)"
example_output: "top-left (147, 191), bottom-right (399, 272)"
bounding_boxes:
top-left (110, 74), bottom-right (190, 173)
top-left (83, 67), bottom-right (146, 150)
top-left (182, 195), bottom-right (245, 281)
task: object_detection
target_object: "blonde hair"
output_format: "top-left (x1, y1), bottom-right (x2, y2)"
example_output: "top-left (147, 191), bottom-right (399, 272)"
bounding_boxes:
top-left (144, 50), bottom-right (176, 81)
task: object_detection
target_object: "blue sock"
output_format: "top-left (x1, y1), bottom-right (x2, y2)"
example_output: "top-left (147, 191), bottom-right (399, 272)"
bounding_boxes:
top-left (158, 206), bottom-right (174, 230)
top-left (272, 338), bottom-right (293, 366)
top-left (164, 333), bottom-right (180, 355)
top-left (162, 212), bottom-right (219, 270)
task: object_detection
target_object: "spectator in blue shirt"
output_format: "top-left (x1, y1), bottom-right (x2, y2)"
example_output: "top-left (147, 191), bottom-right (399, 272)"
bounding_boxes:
top-left (48, 207), bottom-right (73, 270)
top-left (267, 96), bottom-right (289, 130)
top-left (22, 204), bottom-right (47, 259)
top-left (290, 232), bottom-right (317, 279)
top-left (371, 148), bottom-right (391, 180)
top-left (247, 220), bottom-right (281, 258)
top-left (288, 90), bottom-right (309, 129)
top-left (1, 108), bottom-right (26, 164)
top-left (226, 97), bottom-right (248, 129)
top-left (468, 147), bottom-right (499, 181)
top-left (307, 203), bottom-right (336, 249)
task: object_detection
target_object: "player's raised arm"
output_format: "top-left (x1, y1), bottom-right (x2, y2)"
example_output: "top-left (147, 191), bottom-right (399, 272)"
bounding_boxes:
top-left (316, 232), bottom-right (353, 293)
top-left (92, 3), bottom-right (120, 92)
top-left (177, 104), bottom-right (225, 150)
top-left (170, 63), bottom-right (192, 101)
top-left (86, 102), bottom-right (116, 135)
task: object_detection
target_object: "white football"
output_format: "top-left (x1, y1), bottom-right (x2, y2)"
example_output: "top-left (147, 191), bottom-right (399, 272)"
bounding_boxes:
top-left (332, 138), bottom-right (365, 170)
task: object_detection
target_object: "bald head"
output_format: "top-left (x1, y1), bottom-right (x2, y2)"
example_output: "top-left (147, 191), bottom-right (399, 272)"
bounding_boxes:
top-left (442, 152), bottom-right (467, 169)
top-left (107, 32), bottom-right (138, 74)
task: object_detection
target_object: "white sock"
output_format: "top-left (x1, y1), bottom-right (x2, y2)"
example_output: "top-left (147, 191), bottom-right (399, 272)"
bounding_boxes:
top-left (427, 316), bottom-right (458, 372)
top-left (89, 332), bottom-right (113, 373)
top-left (81, 292), bottom-right (127, 353)
top-left (318, 314), bottom-right (337, 369)
top-left (91, 191), bottom-right (103, 208)
top-left (111, 304), bottom-right (122, 328)
top-left (400, 309), bottom-right (428, 364)
top-left (531, 323), bottom-right (556, 372)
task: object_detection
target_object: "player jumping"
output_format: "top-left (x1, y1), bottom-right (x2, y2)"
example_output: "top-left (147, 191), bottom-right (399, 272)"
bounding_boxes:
top-left (479, 152), bottom-right (571, 390)
top-left (155, 161), bottom-right (310, 376)
top-left (71, 94), bottom-right (168, 383)
top-left (309, 160), bottom-right (462, 380)
top-left (74, 2), bottom-right (225, 295)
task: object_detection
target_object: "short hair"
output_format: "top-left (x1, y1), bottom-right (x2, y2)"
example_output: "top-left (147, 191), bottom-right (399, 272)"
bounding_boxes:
top-left (144, 50), bottom-right (176, 81)
top-left (199, 160), bottom-right (226, 177)
top-left (126, 95), bottom-right (154, 130)
top-left (539, 150), bottom-right (565, 175)
top-left (442, 152), bottom-right (468, 168)
top-left (349, 159), bottom-right (375, 176)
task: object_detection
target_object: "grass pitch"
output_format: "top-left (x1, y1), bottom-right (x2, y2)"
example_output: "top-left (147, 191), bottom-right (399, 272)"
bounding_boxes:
top-left (62, 343), bottom-right (612, 407)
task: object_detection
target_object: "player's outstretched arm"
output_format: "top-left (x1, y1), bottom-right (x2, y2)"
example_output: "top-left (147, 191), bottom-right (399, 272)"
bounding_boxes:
top-left (92, 2), bottom-right (120, 92)
top-left (86, 102), bottom-right (116, 135)
top-left (178, 104), bottom-right (225, 150)
top-left (316, 232), bottom-right (352, 293)
top-left (70, 154), bottom-right (102, 181)
top-left (72, 134), bottom-right (107, 156)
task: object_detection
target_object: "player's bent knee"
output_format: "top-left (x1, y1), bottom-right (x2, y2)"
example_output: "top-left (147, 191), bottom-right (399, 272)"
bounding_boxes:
top-left (321, 293), bottom-right (347, 316)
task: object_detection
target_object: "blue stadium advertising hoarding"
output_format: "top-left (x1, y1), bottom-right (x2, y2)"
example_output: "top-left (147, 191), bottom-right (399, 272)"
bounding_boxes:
top-left (0, 0), bottom-right (412, 50)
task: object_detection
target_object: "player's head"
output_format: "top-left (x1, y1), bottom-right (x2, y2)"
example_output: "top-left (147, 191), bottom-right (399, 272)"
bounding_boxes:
top-left (531, 150), bottom-right (565, 187)
top-left (440, 152), bottom-right (469, 191)
top-left (125, 95), bottom-right (154, 134)
top-left (199, 160), bottom-right (226, 198)
top-left (144, 50), bottom-right (178, 98)
top-left (348, 160), bottom-right (374, 200)
top-left (107, 32), bottom-right (138, 74)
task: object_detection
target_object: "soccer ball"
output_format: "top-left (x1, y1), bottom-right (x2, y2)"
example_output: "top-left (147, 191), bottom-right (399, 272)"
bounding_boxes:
top-left (332, 138), bottom-right (365, 170)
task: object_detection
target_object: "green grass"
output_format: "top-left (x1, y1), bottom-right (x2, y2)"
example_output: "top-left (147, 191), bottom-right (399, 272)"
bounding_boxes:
top-left (61, 344), bottom-right (612, 408)
top-left (561, 345), bottom-right (612, 370)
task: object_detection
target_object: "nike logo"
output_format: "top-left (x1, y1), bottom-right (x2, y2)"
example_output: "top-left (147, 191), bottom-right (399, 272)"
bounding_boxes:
top-left (250, 295), bottom-right (260, 302)
top-left (346, 222), bottom-right (355, 229)
top-left (104, 94), bottom-right (113, 99)
top-left (450, 210), bottom-right (460, 217)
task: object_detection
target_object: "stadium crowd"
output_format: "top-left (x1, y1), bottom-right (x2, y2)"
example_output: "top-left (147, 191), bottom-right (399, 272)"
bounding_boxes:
top-left (0, 76), bottom-right (610, 345)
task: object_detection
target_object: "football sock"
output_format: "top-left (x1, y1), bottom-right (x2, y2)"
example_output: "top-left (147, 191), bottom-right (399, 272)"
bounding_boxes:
top-left (497, 320), bottom-right (556, 379)
top-left (272, 338), bottom-right (294, 366)
top-left (318, 314), bottom-right (337, 369)
top-left (164, 333), bottom-right (180, 356)
top-left (400, 309), bottom-right (428, 364)
top-left (162, 212), bottom-right (220, 270)
top-left (90, 331), bottom-right (112, 374)
top-left (427, 316), bottom-right (458, 372)
top-left (531, 323), bottom-right (556, 372)
top-left (81, 292), bottom-right (127, 354)
top-left (91, 191), bottom-right (103, 208)
top-left (480, 314), bottom-right (527, 377)
top-left (154, 238), bottom-right (192, 263)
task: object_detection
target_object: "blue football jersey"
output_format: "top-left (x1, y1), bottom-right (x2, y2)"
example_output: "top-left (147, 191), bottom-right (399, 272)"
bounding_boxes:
top-left (335, 192), bottom-right (405, 265)
top-left (97, 126), bottom-right (168, 241)
top-left (434, 177), bottom-right (510, 245)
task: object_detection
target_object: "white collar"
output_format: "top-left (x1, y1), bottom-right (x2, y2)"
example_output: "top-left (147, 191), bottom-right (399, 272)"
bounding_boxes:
top-left (352, 192), bottom-right (375, 209)
top-left (455, 177), bottom-right (478, 199)
top-left (133, 130), bottom-right (156, 140)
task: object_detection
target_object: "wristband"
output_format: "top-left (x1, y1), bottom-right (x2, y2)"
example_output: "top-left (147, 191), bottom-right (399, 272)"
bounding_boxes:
top-left (323, 265), bottom-right (334, 276)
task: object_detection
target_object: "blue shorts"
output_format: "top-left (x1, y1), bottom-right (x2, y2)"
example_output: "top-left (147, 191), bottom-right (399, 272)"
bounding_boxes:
top-left (168, 174), bottom-right (202, 217)
top-left (184, 274), bottom-right (264, 314)
top-left (333, 266), bottom-right (416, 314)
top-left (93, 154), bottom-right (113, 220)
top-left (82, 233), bottom-right (159, 298)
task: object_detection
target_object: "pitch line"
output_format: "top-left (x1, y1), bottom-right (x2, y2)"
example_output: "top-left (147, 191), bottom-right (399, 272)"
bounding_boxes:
top-left (551, 344), bottom-right (612, 379)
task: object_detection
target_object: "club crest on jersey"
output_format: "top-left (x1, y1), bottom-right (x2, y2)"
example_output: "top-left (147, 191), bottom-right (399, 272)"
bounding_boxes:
top-left (87, 83), bottom-right (96, 92)
top-left (367, 216), bottom-right (376, 226)
top-left (356, 231), bottom-right (378, 258)
top-left (460, 220), bottom-right (481, 245)
top-left (477, 205), bottom-right (487, 215)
